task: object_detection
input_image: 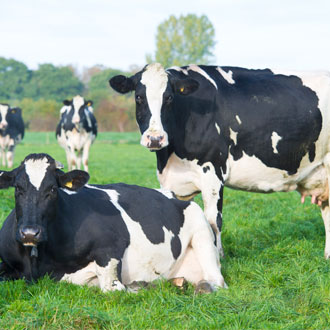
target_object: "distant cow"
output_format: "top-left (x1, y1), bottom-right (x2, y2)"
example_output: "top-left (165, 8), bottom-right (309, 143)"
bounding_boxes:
top-left (110, 63), bottom-right (330, 259)
top-left (0, 153), bottom-right (226, 292)
top-left (56, 95), bottom-right (97, 172)
top-left (0, 103), bottom-right (24, 168)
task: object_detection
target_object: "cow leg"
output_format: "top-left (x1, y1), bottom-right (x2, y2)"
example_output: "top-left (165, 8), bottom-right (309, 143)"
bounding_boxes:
top-left (321, 204), bottom-right (330, 259)
top-left (6, 143), bottom-right (15, 168)
top-left (75, 149), bottom-right (82, 170)
top-left (95, 258), bottom-right (126, 292)
top-left (201, 178), bottom-right (225, 257)
top-left (190, 215), bottom-right (227, 290)
top-left (0, 147), bottom-right (5, 167)
top-left (82, 140), bottom-right (92, 172)
top-left (321, 156), bottom-right (330, 259)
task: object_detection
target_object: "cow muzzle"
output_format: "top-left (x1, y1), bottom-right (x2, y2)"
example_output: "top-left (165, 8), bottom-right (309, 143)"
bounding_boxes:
top-left (18, 226), bottom-right (43, 246)
top-left (141, 132), bottom-right (169, 150)
top-left (0, 122), bottom-right (8, 130)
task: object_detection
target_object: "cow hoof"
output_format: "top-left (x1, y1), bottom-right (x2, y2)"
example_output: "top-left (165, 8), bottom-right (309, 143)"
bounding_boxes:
top-left (170, 277), bottom-right (187, 290)
top-left (195, 280), bottom-right (215, 294)
top-left (126, 281), bottom-right (155, 293)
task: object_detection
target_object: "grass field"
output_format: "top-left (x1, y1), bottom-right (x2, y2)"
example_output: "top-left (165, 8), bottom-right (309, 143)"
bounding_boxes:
top-left (0, 132), bottom-right (330, 329)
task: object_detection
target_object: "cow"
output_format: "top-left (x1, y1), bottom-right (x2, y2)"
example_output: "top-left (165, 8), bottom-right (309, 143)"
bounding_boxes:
top-left (56, 95), bottom-right (97, 172)
top-left (0, 103), bottom-right (24, 168)
top-left (109, 63), bottom-right (330, 259)
top-left (0, 153), bottom-right (226, 292)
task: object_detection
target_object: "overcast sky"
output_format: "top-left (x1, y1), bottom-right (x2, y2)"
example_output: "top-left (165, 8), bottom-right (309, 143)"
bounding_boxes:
top-left (2, 0), bottom-right (330, 72)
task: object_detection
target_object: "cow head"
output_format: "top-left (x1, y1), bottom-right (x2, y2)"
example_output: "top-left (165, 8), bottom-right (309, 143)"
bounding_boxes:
top-left (109, 63), bottom-right (199, 150)
top-left (0, 153), bottom-right (89, 247)
top-left (62, 96), bottom-right (93, 130)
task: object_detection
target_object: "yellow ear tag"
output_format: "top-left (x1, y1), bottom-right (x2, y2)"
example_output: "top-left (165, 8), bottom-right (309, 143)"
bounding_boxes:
top-left (65, 181), bottom-right (73, 188)
top-left (180, 87), bottom-right (185, 93)
top-left (87, 102), bottom-right (92, 106)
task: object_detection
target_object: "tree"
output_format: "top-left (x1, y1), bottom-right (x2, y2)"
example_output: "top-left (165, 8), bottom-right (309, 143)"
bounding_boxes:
top-left (24, 64), bottom-right (84, 102)
top-left (147, 14), bottom-right (216, 68)
top-left (0, 57), bottom-right (31, 100)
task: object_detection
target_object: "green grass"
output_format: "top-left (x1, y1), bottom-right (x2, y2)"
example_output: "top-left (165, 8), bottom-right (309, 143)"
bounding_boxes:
top-left (1, 131), bottom-right (330, 329)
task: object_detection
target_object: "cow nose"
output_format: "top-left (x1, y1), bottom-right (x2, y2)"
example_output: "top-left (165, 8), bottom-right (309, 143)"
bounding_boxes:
top-left (147, 135), bottom-right (164, 149)
top-left (20, 226), bottom-right (41, 244)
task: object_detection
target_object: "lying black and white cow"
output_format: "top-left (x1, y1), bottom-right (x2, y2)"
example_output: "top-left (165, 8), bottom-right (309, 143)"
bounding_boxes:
top-left (56, 95), bottom-right (97, 172)
top-left (0, 153), bottom-right (225, 292)
top-left (110, 63), bottom-right (330, 258)
top-left (0, 103), bottom-right (24, 168)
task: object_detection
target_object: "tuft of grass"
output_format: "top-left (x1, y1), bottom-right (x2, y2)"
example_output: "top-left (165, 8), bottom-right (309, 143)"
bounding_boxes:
top-left (0, 131), bottom-right (330, 329)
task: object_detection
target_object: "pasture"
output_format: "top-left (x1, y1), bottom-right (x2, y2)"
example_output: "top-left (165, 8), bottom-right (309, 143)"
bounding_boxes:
top-left (0, 132), bottom-right (330, 329)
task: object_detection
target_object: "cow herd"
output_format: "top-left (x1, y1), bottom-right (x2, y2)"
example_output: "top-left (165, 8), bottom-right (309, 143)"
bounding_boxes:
top-left (0, 63), bottom-right (330, 294)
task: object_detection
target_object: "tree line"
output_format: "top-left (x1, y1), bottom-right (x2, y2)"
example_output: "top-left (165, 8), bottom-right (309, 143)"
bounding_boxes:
top-left (0, 58), bottom-right (137, 132)
top-left (0, 14), bottom-right (216, 132)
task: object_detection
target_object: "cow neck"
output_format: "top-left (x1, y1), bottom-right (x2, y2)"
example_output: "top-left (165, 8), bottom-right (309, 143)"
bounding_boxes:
top-left (156, 145), bottom-right (173, 174)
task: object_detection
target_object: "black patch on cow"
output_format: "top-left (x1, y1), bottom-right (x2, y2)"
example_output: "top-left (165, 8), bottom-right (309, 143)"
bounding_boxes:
top-left (157, 67), bottom-right (322, 178)
top-left (309, 144), bottom-right (316, 162)
top-left (8, 145), bottom-right (15, 152)
top-left (203, 166), bottom-right (210, 173)
top-left (170, 236), bottom-right (182, 259)
top-left (112, 183), bottom-right (188, 246)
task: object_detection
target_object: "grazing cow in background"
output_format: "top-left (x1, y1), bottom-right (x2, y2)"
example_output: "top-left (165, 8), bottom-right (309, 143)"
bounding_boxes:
top-left (0, 103), bottom-right (24, 168)
top-left (56, 95), bottom-right (97, 172)
top-left (110, 63), bottom-right (330, 259)
top-left (0, 153), bottom-right (226, 292)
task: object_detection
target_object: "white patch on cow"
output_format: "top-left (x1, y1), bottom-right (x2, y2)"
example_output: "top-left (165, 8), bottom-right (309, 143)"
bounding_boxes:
top-left (60, 105), bottom-right (70, 116)
top-left (271, 131), bottom-right (282, 154)
top-left (72, 95), bottom-right (85, 124)
top-left (61, 260), bottom-right (126, 291)
top-left (225, 150), bottom-right (325, 193)
top-left (229, 128), bottom-right (238, 145)
top-left (216, 67), bottom-right (235, 84)
top-left (155, 188), bottom-right (175, 199)
top-left (85, 185), bottom-right (178, 284)
top-left (0, 104), bottom-right (9, 128)
top-left (168, 66), bottom-right (189, 75)
top-left (84, 109), bottom-right (92, 128)
top-left (60, 188), bottom-right (78, 195)
top-left (157, 153), bottom-right (224, 251)
top-left (24, 157), bottom-right (50, 190)
top-left (141, 63), bottom-right (168, 145)
top-left (215, 123), bottom-right (221, 135)
top-left (236, 115), bottom-right (242, 125)
top-left (188, 64), bottom-right (218, 89)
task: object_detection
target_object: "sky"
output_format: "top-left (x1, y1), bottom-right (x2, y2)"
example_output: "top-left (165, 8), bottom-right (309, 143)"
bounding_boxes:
top-left (1, 0), bottom-right (330, 72)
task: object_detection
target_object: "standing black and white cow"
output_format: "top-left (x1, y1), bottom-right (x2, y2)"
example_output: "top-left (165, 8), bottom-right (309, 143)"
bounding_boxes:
top-left (0, 153), bottom-right (226, 292)
top-left (110, 63), bottom-right (330, 258)
top-left (56, 95), bottom-right (97, 172)
top-left (0, 103), bottom-right (24, 168)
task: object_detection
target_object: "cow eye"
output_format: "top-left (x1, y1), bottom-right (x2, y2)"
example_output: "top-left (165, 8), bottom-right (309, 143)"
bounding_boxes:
top-left (165, 95), bottom-right (173, 103)
top-left (45, 187), bottom-right (57, 199)
top-left (135, 95), bottom-right (143, 104)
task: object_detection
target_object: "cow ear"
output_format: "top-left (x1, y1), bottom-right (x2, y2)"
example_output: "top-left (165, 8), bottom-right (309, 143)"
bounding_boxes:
top-left (172, 78), bottom-right (199, 95)
top-left (57, 170), bottom-right (89, 191)
top-left (86, 100), bottom-right (93, 107)
top-left (0, 170), bottom-right (16, 189)
top-left (109, 75), bottom-right (135, 94)
top-left (63, 100), bottom-right (72, 106)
